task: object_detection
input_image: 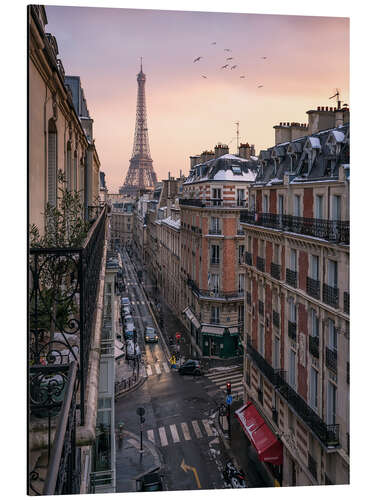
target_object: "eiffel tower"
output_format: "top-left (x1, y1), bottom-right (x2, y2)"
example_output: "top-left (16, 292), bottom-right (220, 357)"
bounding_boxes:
top-left (120, 60), bottom-right (157, 195)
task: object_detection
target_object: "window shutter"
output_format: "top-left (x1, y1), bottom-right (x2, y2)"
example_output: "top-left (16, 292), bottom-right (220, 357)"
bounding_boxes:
top-left (48, 131), bottom-right (57, 206)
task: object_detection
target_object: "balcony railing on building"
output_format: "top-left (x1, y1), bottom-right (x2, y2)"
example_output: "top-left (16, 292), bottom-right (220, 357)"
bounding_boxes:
top-left (246, 342), bottom-right (339, 448)
top-left (323, 284), bottom-right (339, 308)
top-left (258, 300), bottom-right (264, 316)
top-left (272, 310), bottom-right (280, 328)
top-left (306, 276), bottom-right (321, 299)
top-left (325, 346), bottom-right (337, 373)
top-left (29, 205), bottom-right (107, 495)
top-left (187, 278), bottom-right (244, 300)
top-left (240, 211), bottom-right (349, 244)
top-left (308, 453), bottom-right (318, 480)
top-left (246, 292), bottom-right (251, 305)
top-left (286, 268), bottom-right (298, 288)
top-left (256, 256), bottom-right (265, 272)
top-left (180, 198), bottom-right (248, 209)
top-left (208, 227), bottom-right (222, 235)
top-left (244, 251), bottom-right (252, 266)
top-left (288, 321), bottom-right (297, 341)
top-left (309, 335), bottom-right (319, 358)
top-left (270, 262), bottom-right (281, 280)
top-left (344, 291), bottom-right (350, 314)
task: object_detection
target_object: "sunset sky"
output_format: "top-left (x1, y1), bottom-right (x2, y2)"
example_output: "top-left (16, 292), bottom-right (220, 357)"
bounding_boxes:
top-left (45, 5), bottom-right (349, 192)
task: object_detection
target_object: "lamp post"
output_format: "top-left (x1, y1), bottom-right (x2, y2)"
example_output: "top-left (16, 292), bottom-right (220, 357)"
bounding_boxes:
top-left (226, 382), bottom-right (232, 441)
top-left (136, 407), bottom-right (145, 454)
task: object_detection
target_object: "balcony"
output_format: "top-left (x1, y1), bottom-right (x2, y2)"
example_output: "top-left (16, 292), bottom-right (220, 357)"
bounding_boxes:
top-left (208, 228), bottom-right (222, 235)
top-left (258, 300), bottom-right (264, 316)
top-left (288, 321), bottom-right (297, 341)
top-left (325, 346), bottom-right (337, 373)
top-left (272, 310), bottom-right (280, 328)
top-left (180, 198), bottom-right (248, 209)
top-left (240, 211), bottom-right (349, 244)
top-left (286, 268), bottom-right (298, 288)
top-left (270, 262), bottom-right (281, 280)
top-left (307, 277), bottom-right (321, 299)
top-left (245, 251), bottom-right (252, 266)
top-left (256, 256), bottom-right (265, 272)
top-left (210, 258), bottom-right (220, 265)
top-left (309, 335), bottom-right (319, 358)
top-left (308, 453), bottom-right (318, 480)
top-left (246, 342), bottom-right (340, 448)
top-left (323, 284), bottom-right (339, 308)
top-left (187, 278), bottom-right (244, 301)
top-left (257, 389), bottom-right (264, 405)
top-left (344, 291), bottom-right (350, 314)
top-left (246, 291), bottom-right (251, 305)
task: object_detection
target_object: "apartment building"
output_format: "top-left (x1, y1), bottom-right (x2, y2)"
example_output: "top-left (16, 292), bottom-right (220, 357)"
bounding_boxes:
top-left (239, 106), bottom-right (350, 487)
top-left (108, 199), bottom-right (134, 250)
top-left (180, 145), bottom-right (258, 359)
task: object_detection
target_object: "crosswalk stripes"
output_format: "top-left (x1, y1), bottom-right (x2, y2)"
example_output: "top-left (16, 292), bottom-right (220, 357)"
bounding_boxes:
top-left (191, 420), bottom-right (203, 439)
top-left (162, 362), bottom-right (170, 373)
top-left (204, 367), bottom-right (244, 396)
top-left (147, 430), bottom-right (155, 443)
top-left (169, 424), bottom-right (180, 443)
top-left (202, 419), bottom-right (214, 437)
top-left (158, 427), bottom-right (168, 447)
top-left (154, 363), bottom-right (161, 375)
top-left (180, 422), bottom-right (191, 441)
top-left (145, 419), bottom-right (215, 448)
top-left (146, 365), bottom-right (153, 377)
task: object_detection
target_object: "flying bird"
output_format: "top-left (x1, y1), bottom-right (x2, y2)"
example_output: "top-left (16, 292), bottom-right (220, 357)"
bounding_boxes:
top-left (211, 42), bottom-right (217, 45)
top-left (257, 85), bottom-right (264, 88)
top-left (221, 64), bottom-right (229, 69)
top-left (226, 57), bottom-right (234, 60)
top-left (231, 65), bottom-right (237, 70)
top-left (240, 75), bottom-right (245, 78)
top-left (261, 56), bottom-right (267, 59)
top-left (224, 48), bottom-right (231, 52)
top-left (193, 57), bottom-right (202, 63)
top-left (201, 75), bottom-right (208, 79)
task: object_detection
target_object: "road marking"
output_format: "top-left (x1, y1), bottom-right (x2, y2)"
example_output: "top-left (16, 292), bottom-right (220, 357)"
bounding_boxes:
top-left (180, 459), bottom-right (201, 489)
top-left (180, 422), bottom-right (191, 441)
top-left (158, 427), bottom-right (168, 447)
top-left (170, 424), bottom-right (180, 443)
top-left (202, 419), bottom-right (214, 436)
top-left (146, 365), bottom-right (152, 376)
top-left (147, 430), bottom-right (155, 443)
top-left (155, 363), bottom-right (161, 375)
top-left (163, 362), bottom-right (170, 373)
top-left (191, 420), bottom-right (202, 439)
top-left (127, 438), bottom-right (140, 450)
top-left (218, 381), bottom-right (243, 390)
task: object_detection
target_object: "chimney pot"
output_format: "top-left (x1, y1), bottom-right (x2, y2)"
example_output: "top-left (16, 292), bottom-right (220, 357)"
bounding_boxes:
top-left (317, 106), bottom-right (320, 111)
top-left (287, 122), bottom-right (290, 126)
top-left (325, 106), bottom-right (328, 111)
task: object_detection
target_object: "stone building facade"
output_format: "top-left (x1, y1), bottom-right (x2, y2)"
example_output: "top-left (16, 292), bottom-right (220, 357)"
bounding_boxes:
top-left (239, 106), bottom-right (350, 486)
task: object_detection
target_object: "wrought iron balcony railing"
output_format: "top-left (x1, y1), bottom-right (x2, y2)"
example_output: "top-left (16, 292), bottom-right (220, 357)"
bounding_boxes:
top-left (307, 276), bottom-right (321, 299)
top-left (246, 342), bottom-right (340, 448)
top-left (344, 291), bottom-right (350, 314)
top-left (29, 205), bottom-right (107, 425)
top-left (208, 228), bottom-right (222, 235)
top-left (240, 211), bottom-right (349, 244)
top-left (325, 346), bottom-right (338, 373)
top-left (246, 291), bottom-right (251, 305)
top-left (245, 251), bottom-right (252, 266)
top-left (286, 268), bottom-right (298, 288)
top-left (187, 278), bottom-right (244, 300)
top-left (258, 300), bottom-right (264, 316)
top-left (210, 258), bottom-right (220, 265)
top-left (271, 262), bottom-right (281, 280)
top-left (309, 335), bottom-right (319, 358)
top-left (288, 321), bottom-right (297, 341)
top-left (308, 453), bottom-right (318, 480)
top-left (323, 284), bottom-right (339, 308)
top-left (257, 389), bottom-right (264, 405)
top-left (256, 256), bottom-right (265, 272)
top-left (180, 198), bottom-right (248, 209)
top-left (272, 310), bottom-right (280, 328)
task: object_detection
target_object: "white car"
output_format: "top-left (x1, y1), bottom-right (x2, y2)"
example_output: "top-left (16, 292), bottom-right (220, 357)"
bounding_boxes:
top-left (126, 340), bottom-right (140, 360)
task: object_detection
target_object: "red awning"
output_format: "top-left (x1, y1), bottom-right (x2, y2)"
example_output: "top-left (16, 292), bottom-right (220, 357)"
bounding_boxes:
top-left (235, 402), bottom-right (283, 465)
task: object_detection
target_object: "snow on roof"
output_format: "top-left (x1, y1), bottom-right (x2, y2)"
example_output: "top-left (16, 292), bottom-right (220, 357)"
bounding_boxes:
top-left (309, 137), bottom-right (321, 148)
top-left (218, 153), bottom-right (249, 162)
top-left (213, 169), bottom-right (257, 182)
top-left (331, 130), bottom-right (345, 142)
top-left (267, 178), bottom-right (283, 186)
top-left (161, 216), bottom-right (181, 230)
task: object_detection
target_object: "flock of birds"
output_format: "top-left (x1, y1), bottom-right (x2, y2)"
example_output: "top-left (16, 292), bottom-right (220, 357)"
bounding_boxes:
top-left (193, 42), bottom-right (266, 88)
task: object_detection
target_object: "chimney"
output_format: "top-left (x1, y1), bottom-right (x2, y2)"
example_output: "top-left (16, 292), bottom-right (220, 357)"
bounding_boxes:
top-left (214, 143), bottom-right (229, 158)
top-left (273, 122), bottom-right (291, 145)
top-left (306, 106), bottom-right (336, 135)
top-left (238, 142), bottom-right (251, 159)
top-left (190, 155), bottom-right (201, 168)
top-left (200, 150), bottom-right (215, 163)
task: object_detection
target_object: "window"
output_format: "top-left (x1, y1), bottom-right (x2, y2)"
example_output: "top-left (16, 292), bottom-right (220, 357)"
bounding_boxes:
top-left (290, 249), bottom-right (297, 271)
top-left (327, 381), bottom-right (337, 425)
top-left (212, 188), bottom-right (222, 206)
top-left (211, 306), bottom-right (220, 324)
top-left (259, 324), bottom-right (265, 356)
top-left (311, 255), bottom-right (319, 280)
top-left (66, 142), bottom-right (72, 191)
top-left (311, 309), bottom-right (319, 337)
top-left (250, 194), bottom-right (256, 211)
top-left (232, 166), bottom-right (242, 175)
top-left (328, 260), bottom-right (338, 288)
top-left (274, 244), bottom-right (280, 264)
top-left (332, 195), bottom-right (341, 220)
top-left (238, 274), bottom-right (244, 292)
top-left (47, 119), bottom-right (57, 207)
top-left (211, 245), bottom-right (220, 264)
top-left (209, 273), bottom-right (219, 293)
top-left (73, 151), bottom-right (78, 191)
top-left (327, 319), bottom-right (337, 351)
top-left (210, 217), bottom-right (220, 234)
top-left (238, 304), bottom-right (244, 323)
top-left (238, 245), bottom-right (245, 264)
top-left (290, 300), bottom-right (297, 323)
top-left (278, 194), bottom-right (284, 215)
top-left (259, 240), bottom-right (265, 258)
top-left (263, 194), bottom-right (269, 213)
top-left (310, 367), bottom-right (318, 410)
top-left (237, 189), bottom-right (245, 207)
top-left (293, 194), bottom-right (301, 217)
top-left (315, 195), bottom-right (323, 219)
top-left (274, 336), bottom-right (280, 369)
top-left (289, 349), bottom-right (296, 388)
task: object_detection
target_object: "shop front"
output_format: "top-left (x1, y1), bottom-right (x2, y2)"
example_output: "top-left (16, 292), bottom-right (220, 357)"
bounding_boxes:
top-left (235, 401), bottom-right (283, 486)
top-left (201, 326), bottom-right (239, 358)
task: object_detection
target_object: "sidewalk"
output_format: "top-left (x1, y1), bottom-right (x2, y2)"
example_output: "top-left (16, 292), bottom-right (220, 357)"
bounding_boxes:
top-left (215, 400), bottom-right (273, 488)
top-left (116, 429), bottom-right (163, 492)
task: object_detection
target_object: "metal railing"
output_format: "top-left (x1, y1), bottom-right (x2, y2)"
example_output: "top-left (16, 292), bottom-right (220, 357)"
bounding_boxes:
top-left (309, 335), bottom-right (319, 358)
top-left (272, 310), bottom-right (280, 328)
top-left (180, 198), bottom-right (248, 209)
top-left (240, 211), bottom-right (349, 244)
top-left (344, 291), bottom-right (350, 314)
top-left (323, 284), bottom-right (339, 308)
top-left (208, 228), bottom-right (222, 235)
top-left (271, 262), bottom-right (281, 280)
top-left (307, 277), bottom-right (321, 299)
top-left (258, 300), bottom-right (264, 316)
top-left (286, 269), bottom-right (298, 288)
top-left (288, 321), bottom-right (297, 341)
top-left (256, 256), bottom-right (265, 272)
top-left (29, 205), bottom-right (107, 425)
top-left (244, 251), bottom-right (252, 266)
top-left (325, 346), bottom-right (337, 372)
top-left (187, 278), bottom-right (244, 300)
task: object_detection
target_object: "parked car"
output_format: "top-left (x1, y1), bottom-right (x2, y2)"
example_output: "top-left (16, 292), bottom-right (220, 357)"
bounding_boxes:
top-left (121, 305), bottom-right (131, 316)
top-left (178, 359), bottom-right (202, 376)
top-left (126, 340), bottom-right (140, 360)
top-left (121, 297), bottom-right (130, 306)
top-left (124, 327), bottom-right (136, 340)
top-left (124, 314), bottom-right (133, 325)
top-left (125, 319), bottom-right (135, 332)
top-left (136, 470), bottom-right (164, 492)
top-left (144, 326), bottom-right (158, 343)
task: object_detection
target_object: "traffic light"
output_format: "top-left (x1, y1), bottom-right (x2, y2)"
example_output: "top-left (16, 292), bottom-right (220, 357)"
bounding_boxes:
top-left (226, 382), bottom-right (232, 395)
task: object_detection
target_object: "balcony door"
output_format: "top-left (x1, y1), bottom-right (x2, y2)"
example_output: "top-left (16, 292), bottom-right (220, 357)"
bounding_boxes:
top-left (212, 188), bottom-right (222, 206)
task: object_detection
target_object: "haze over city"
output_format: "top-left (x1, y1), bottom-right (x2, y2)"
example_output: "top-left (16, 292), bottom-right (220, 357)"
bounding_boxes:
top-left (45, 5), bottom-right (348, 192)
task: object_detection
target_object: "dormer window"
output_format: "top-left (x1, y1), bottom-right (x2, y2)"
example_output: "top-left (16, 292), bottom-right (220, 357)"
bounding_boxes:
top-left (232, 165), bottom-right (242, 175)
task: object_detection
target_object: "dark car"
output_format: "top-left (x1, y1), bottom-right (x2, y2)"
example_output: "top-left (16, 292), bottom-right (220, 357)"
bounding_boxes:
top-left (136, 471), bottom-right (163, 492)
top-left (178, 359), bottom-right (202, 376)
top-left (145, 326), bottom-right (158, 343)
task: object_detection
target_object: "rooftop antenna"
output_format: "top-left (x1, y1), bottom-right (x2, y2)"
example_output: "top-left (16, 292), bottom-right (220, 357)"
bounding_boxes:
top-left (235, 121), bottom-right (240, 154)
top-left (329, 88), bottom-right (341, 110)
top-left (140, 56), bottom-right (143, 72)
